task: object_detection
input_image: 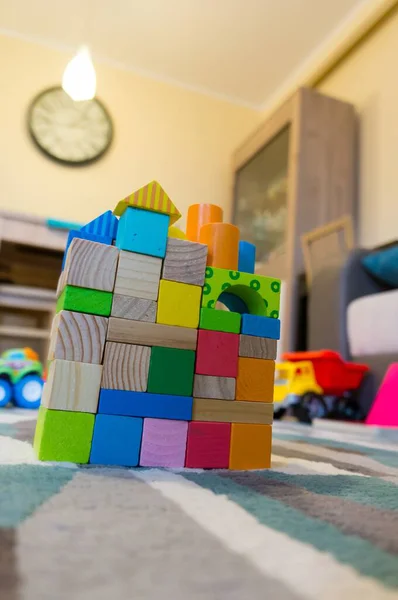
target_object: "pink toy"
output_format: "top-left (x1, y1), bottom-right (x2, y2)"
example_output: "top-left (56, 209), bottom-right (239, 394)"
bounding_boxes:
top-left (366, 363), bottom-right (398, 427)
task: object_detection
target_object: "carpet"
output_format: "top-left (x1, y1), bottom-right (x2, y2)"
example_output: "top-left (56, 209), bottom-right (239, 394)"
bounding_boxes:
top-left (1, 409), bottom-right (397, 600)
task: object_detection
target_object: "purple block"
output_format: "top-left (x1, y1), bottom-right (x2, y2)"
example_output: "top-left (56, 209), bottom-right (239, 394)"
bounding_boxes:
top-left (139, 418), bottom-right (188, 468)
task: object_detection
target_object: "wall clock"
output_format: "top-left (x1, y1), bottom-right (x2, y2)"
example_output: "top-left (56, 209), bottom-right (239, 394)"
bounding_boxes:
top-left (28, 86), bottom-right (113, 166)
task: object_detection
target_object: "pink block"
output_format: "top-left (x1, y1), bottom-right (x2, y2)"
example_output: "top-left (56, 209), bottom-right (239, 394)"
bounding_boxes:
top-left (366, 363), bottom-right (398, 427)
top-left (139, 418), bottom-right (188, 467)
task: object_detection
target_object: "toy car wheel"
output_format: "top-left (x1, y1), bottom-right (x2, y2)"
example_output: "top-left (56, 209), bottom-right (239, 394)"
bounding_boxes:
top-left (301, 392), bottom-right (328, 420)
top-left (0, 378), bottom-right (13, 407)
top-left (13, 375), bottom-right (43, 409)
top-left (273, 407), bottom-right (286, 420)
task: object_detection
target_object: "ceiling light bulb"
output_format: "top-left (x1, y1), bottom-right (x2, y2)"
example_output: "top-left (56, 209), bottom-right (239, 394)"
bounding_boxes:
top-left (62, 46), bottom-right (96, 102)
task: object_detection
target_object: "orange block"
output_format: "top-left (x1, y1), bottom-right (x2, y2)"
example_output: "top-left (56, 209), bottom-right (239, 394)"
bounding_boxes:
top-left (229, 423), bottom-right (272, 470)
top-left (236, 357), bottom-right (274, 402)
top-left (186, 204), bottom-right (223, 243)
top-left (199, 223), bottom-right (239, 270)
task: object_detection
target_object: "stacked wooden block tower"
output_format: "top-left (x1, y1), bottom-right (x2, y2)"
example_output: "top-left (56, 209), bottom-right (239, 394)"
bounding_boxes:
top-left (34, 181), bottom-right (281, 469)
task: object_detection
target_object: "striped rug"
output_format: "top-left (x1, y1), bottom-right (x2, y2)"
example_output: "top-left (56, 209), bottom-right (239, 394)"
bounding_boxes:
top-left (1, 409), bottom-right (397, 600)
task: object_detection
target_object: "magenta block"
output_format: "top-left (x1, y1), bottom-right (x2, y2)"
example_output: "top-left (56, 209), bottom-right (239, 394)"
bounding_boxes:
top-left (366, 363), bottom-right (398, 427)
top-left (139, 418), bottom-right (188, 467)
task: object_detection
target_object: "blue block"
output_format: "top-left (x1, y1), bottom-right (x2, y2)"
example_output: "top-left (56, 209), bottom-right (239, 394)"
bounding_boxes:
top-left (90, 414), bottom-right (143, 467)
top-left (238, 241), bottom-right (256, 274)
top-left (115, 207), bottom-right (170, 258)
top-left (81, 210), bottom-right (118, 239)
top-left (99, 389), bottom-right (193, 421)
top-left (241, 314), bottom-right (281, 340)
top-left (62, 230), bottom-right (112, 269)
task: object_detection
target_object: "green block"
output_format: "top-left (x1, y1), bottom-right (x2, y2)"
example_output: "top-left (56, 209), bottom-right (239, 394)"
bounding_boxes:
top-left (56, 285), bottom-right (113, 316)
top-left (202, 266), bottom-right (281, 318)
top-left (200, 307), bottom-right (241, 333)
top-left (34, 407), bottom-right (95, 463)
top-left (147, 346), bottom-right (195, 396)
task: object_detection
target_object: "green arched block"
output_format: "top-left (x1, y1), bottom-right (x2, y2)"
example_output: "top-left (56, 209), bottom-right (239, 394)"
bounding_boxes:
top-left (202, 266), bottom-right (281, 318)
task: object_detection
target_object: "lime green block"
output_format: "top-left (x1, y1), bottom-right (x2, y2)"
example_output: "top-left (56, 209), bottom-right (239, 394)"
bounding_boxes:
top-left (201, 266), bottom-right (281, 318)
top-left (200, 307), bottom-right (241, 334)
top-left (56, 285), bottom-right (113, 316)
top-left (34, 406), bottom-right (95, 463)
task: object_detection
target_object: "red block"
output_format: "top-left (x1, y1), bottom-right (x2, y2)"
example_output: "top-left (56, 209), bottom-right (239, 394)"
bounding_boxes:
top-left (195, 329), bottom-right (239, 377)
top-left (185, 421), bottom-right (231, 468)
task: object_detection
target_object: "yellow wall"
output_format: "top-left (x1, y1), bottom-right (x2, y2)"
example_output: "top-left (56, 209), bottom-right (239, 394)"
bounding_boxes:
top-left (318, 7), bottom-right (398, 247)
top-left (0, 34), bottom-right (260, 226)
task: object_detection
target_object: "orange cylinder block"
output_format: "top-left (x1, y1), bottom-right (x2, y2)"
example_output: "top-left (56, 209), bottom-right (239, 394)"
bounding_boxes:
top-left (186, 204), bottom-right (223, 242)
top-left (199, 222), bottom-right (240, 270)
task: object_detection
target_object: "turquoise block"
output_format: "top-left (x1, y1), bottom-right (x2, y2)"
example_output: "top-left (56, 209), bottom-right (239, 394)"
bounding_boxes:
top-left (241, 314), bottom-right (280, 339)
top-left (89, 414), bottom-right (143, 467)
top-left (81, 210), bottom-right (118, 239)
top-left (238, 241), bottom-right (256, 274)
top-left (62, 230), bottom-right (112, 269)
top-left (47, 218), bottom-right (83, 231)
top-left (115, 207), bottom-right (170, 258)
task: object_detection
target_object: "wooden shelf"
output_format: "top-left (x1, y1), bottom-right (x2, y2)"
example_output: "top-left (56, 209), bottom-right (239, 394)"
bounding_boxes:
top-left (0, 285), bottom-right (56, 312)
top-left (0, 325), bottom-right (49, 339)
top-left (0, 211), bottom-right (65, 360)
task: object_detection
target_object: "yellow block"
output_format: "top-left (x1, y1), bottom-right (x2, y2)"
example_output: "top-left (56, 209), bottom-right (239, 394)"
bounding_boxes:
top-left (113, 181), bottom-right (181, 225)
top-left (229, 423), bottom-right (272, 470)
top-left (168, 226), bottom-right (186, 240)
top-left (157, 279), bottom-right (201, 329)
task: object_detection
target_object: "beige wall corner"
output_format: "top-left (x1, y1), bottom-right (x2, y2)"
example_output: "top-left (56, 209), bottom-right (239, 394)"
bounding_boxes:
top-left (0, 34), bottom-right (261, 226)
top-left (318, 4), bottom-right (398, 247)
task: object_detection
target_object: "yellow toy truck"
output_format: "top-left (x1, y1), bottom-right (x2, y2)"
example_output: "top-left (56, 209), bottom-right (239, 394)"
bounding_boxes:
top-left (274, 350), bottom-right (369, 423)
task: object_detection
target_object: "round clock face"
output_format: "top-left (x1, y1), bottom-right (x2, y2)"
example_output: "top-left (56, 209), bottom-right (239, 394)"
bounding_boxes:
top-left (28, 87), bottom-right (113, 165)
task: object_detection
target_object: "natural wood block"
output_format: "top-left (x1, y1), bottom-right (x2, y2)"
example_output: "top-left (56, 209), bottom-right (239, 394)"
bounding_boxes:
top-left (34, 407), bottom-right (95, 463)
top-left (195, 329), bottom-right (239, 377)
top-left (111, 294), bottom-right (156, 322)
top-left (41, 360), bottom-right (102, 413)
top-left (114, 250), bottom-right (162, 300)
top-left (56, 285), bottom-right (113, 317)
top-left (193, 375), bottom-right (235, 400)
top-left (236, 357), bottom-right (275, 402)
top-left (229, 423), bottom-right (272, 470)
top-left (62, 230), bottom-right (113, 271)
top-left (185, 422), bottom-right (231, 468)
top-left (157, 279), bottom-right (201, 329)
top-left (56, 269), bottom-right (66, 298)
top-left (48, 310), bottom-right (108, 364)
top-left (239, 335), bottom-right (277, 360)
top-left (147, 346), bottom-right (195, 396)
top-left (62, 237), bottom-right (119, 293)
top-left (192, 398), bottom-right (273, 424)
top-left (107, 317), bottom-right (197, 350)
top-left (139, 418), bottom-right (188, 467)
top-left (101, 342), bottom-right (151, 392)
top-left (162, 238), bottom-right (207, 286)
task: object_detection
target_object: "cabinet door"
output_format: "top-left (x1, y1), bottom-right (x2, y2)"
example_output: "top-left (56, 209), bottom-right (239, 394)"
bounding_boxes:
top-left (233, 126), bottom-right (290, 267)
